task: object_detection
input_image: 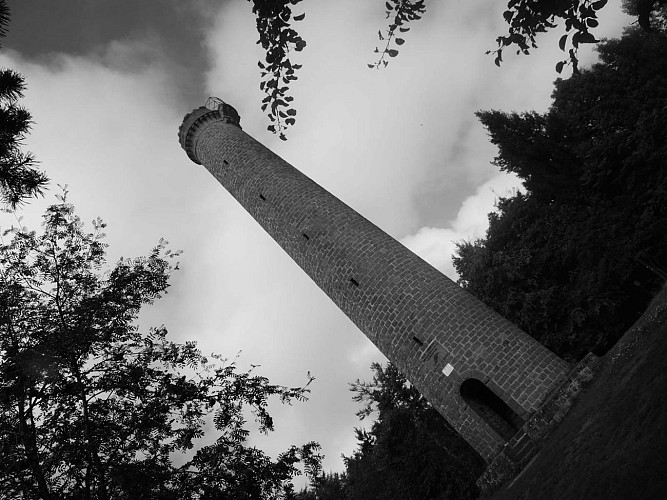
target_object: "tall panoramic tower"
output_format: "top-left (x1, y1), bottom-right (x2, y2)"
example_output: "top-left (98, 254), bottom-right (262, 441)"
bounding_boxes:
top-left (179, 99), bottom-right (569, 463)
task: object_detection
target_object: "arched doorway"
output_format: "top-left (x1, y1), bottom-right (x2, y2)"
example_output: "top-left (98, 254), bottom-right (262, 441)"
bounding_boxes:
top-left (460, 379), bottom-right (524, 441)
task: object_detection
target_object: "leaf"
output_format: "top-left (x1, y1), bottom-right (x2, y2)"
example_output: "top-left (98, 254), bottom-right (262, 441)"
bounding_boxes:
top-left (286, 109), bottom-right (297, 116)
top-left (399, 26), bottom-right (410, 32)
top-left (559, 34), bottom-right (567, 51)
top-left (367, 63), bottom-right (375, 68)
top-left (293, 13), bottom-right (305, 21)
top-left (495, 49), bottom-right (503, 67)
top-left (587, 18), bottom-right (599, 27)
top-left (387, 49), bottom-right (399, 57)
top-left (395, 38), bottom-right (405, 45)
top-left (285, 118), bottom-right (296, 126)
top-left (578, 32), bottom-right (598, 44)
top-left (385, 1), bottom-right (393, 10)
top-left (503, 10), bottom-right (513, 23)
top-left (378, 30), bottom-right (384, 41)
top-left (556, 61), bottom-right (565, 73)
top-left (592, 0), bottom-right (607, 10)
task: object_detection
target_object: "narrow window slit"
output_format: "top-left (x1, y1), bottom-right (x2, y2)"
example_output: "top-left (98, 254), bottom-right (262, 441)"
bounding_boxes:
top-left (412, 336), bottom-right (424, 347)
top-left (259, 193), bottom-right (266, 201)
top-left (302, 233), bottom-right (310, 240)
top-left (349, 278), bottom-right (359, 287)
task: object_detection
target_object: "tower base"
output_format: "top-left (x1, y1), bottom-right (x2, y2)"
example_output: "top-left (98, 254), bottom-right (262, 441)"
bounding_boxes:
top-left (477, 353), bottom-right (601, 494)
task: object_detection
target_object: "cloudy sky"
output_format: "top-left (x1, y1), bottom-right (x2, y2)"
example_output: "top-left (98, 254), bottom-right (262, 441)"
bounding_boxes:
top-left (2, 0), bottom-right (631, 483)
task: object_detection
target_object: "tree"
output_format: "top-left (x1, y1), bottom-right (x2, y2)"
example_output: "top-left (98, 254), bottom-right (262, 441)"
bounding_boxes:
top-left (294, 472), bottom-right (349, 500)
top-left (0, 0), bottom-right (48, 207)
top-left (623, 0), bottom-right (667, 31)
top-left (0, 190), bottom-right (321, 499)
top-left (454, 27), bottom-right (667, 360)
top-left (342, 363), bottom-right (484, 500)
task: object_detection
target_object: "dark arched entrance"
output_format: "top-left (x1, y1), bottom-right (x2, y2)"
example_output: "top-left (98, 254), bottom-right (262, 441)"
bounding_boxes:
top-left (460, 379), bottom-right (525, 441)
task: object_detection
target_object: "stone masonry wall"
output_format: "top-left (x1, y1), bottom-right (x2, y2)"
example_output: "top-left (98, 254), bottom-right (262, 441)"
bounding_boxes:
top-left (179, 107), bottom-right (569, 461)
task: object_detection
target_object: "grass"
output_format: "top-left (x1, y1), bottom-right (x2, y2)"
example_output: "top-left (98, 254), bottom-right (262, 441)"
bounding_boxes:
top-left (489, 284), bottom-right (667, 500)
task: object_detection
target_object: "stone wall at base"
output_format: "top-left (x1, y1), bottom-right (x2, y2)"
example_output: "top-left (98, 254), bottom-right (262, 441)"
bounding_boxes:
top-left (477, 353), bottom-right (601, 493)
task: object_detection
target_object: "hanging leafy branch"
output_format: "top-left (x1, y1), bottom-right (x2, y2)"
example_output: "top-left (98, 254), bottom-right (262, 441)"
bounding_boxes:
top-left (250, 0), bottom-right (306, 141)
top-left (489, 0), bottom-right (609, 74)
top-left (369, 0), bottom-right (426, 69)
top-left (247, 0), bottom-right (667, 141)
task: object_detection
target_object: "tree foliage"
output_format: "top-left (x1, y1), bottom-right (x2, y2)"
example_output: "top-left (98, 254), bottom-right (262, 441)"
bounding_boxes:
top-left (293, 472), bottom-right (348, 500)
top-left (623, 0), bottom-right (667, 31)
top-left (250, 0), bottom-right (667, 138)
top-left (0, 0), bottom-right (48, 207)
top-left (454, 28), bottom-right (667, 361)
top-left (300, 363), bottom-right (484, 500)
top-left (490, 0), bottom-right (610, 74)
top-left (249, 0), bottom-right (307, 141)
top-left (369, 0), bottom-right (426, 69)
top-left (0, 191), bottom-right (321, 499)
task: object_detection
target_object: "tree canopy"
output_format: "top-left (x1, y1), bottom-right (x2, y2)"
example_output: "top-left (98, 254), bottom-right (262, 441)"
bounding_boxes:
top-left (454, 27), bottom-right (667, 361)
top-left (296, 363), bottom-right (484, 500)
top-left (0, 0), bottom-right (48, 207)
top-left (0, 191), bottom-right (321, 499)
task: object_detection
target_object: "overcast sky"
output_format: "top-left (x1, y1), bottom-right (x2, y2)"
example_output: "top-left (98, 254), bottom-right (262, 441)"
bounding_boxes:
top-left (2, 0), bottom-right (631, 484)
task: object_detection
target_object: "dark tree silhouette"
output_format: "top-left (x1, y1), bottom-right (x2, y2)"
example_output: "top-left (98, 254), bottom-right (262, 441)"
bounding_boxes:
top-left (295, 363), bottom-right (484, 499)
top-left (0, 0), bottom-right (47, 207)
top-left (0, 191), bottom-right (321, 499)
top-left (455, 28), bottom-right (667, 360)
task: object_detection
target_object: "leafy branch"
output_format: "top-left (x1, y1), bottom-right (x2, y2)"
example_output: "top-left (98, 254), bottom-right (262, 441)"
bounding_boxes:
top-left (250, 0), bottom-right (306, 141)
top-left (369, 0), bottom-right (426, 69)
top-left (489, 0), bottom-right (609, 74)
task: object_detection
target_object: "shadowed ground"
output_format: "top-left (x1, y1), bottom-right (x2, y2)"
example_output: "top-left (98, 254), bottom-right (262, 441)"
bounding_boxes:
top-left (488, 284), bottom-right (667, 500)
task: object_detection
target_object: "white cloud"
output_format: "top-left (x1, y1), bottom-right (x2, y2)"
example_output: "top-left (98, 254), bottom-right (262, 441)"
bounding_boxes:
top-left (400, 173), bottom-right (522, 280)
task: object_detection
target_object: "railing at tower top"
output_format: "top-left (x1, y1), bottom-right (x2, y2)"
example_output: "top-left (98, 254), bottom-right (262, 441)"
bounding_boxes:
top-left (204, 97), bottom-right (241, 127)
top-left (205, 96), bottom-right (225, 110)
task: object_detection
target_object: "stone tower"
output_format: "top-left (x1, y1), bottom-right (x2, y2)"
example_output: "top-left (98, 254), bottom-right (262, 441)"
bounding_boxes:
top-left (179, 99), bottom-right (569, 462)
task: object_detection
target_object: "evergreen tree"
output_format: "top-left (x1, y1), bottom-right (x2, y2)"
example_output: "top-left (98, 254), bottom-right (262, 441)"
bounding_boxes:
top-left (343, 363), bottom-right (484, 500)
top-left (455, 28), bottom-right (667, 360)
top-left (0, 0), bottom-right (48, 207)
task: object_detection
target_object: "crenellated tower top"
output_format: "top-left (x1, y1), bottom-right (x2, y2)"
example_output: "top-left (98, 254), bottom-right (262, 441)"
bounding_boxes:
top-left (178, 97), bottom-right (241, 164)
